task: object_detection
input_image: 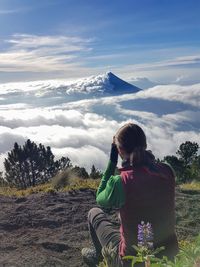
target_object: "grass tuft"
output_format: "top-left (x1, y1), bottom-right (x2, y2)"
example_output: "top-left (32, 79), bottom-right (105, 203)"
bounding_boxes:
top-left (179, 181), bottom-right (200, 191)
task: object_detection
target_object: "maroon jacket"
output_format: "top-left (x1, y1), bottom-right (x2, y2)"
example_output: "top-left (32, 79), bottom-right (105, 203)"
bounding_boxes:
top-left (119, 162), bottom-right (178, 260)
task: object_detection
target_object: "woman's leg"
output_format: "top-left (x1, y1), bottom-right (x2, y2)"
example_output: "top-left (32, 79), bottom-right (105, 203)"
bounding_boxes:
top-left (87, 207), bottom-right (143, 267)
top-left (88, 207), bottom-right (121, 263)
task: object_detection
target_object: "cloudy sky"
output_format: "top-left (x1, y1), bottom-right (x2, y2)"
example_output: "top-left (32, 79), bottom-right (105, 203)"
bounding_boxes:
top-left (0, 0), bottom-right (200, 174)
top-left (0, 0), bottom-right (200, 83)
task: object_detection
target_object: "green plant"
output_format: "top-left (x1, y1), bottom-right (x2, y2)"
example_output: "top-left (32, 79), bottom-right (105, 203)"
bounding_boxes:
top-left (123, 222), bottom-right (165, 267)
top-left (99, 235), bottom-right (200, 267)
top-left (98, 243), bottom-right (117, 267)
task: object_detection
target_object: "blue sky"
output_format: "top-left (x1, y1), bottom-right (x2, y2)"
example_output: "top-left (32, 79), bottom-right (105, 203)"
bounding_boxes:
top-left (0, 0), bottom-right (200, 83)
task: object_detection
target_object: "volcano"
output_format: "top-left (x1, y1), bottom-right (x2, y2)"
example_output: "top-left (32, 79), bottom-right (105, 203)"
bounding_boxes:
top-left (63, 72), bottom-right (141, 95)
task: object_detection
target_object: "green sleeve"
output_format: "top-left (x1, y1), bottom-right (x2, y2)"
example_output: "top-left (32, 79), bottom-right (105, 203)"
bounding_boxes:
top-left (96, 160), bottom-right (125, 208)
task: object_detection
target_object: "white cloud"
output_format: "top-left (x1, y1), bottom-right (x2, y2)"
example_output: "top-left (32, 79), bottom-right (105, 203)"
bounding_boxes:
top-left (59, 82), bottom-right (200, 111)
top-left (0, 123), bottom-right (118, 172)
top-left (137, 83), bottom-right (200, 107)
top-left (0, 8), bottom-right (24, 14)
top-left (0, 109), bottom-right (85, 127)
top-left (0, 34), bottom-right (92, 73)
top-left (0, 73), bottom-right (114, 97)
top-left (110, 54), bottom-right (200, 84)
top-left (1, 32), bottom-right (200, 84)
top-left (0, 75), bottom-right (199, 174)
top-left (53, 146), bottom-right (108, 172)
top-left (162, 110), bottom-right (200, 126)
top-left (118, 55), bottom-right (200, 73)
top-left (0, 153), bottom-right (6, 172)
top-left (0, 127), bottom-right (26, 153)
top-left (0, 109), bottom-right (119, 131)
top-left (0, 103), bottom-right (30, 110)
top-left (7, 34), bottom-right (91, 49)
top-left (128, 77), bottom-right (158, 89)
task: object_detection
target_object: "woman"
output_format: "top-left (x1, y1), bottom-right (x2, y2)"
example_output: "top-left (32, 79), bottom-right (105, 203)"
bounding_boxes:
top-left (82, 123), bottom-right (178, 267)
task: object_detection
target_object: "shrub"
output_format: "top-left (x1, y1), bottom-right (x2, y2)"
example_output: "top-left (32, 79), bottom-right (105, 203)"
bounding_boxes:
top-left (71, 166), bottom-right (89, 179)
top-left (51, 169), bottom-right (74, 190)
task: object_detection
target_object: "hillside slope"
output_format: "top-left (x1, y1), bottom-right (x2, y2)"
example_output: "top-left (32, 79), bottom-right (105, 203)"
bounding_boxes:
top-left (0, 188), bottom-right (199, 267)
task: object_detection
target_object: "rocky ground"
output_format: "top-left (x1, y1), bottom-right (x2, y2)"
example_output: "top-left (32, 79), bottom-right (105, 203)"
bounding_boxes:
top-left (0, 188), bottom-right (199, 267)
top-left (0, 189), bottom-right (100, 267)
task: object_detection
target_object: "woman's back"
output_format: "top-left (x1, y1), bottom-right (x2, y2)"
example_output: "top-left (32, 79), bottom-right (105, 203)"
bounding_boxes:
top-left (119, 161), bottom-right (178, 260)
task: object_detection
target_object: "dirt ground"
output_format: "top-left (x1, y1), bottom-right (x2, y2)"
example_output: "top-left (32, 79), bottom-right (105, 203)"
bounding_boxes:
top-left (1, 188), bottom-right (199, 267)
top-left (0, 189), bottom-right (104, 267)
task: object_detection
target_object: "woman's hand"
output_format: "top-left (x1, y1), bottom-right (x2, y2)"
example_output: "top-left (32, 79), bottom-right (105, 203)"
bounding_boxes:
top-left (112, 135), bottom-right (116, 145)
top-left (110, 136), bottom-right (118, 164)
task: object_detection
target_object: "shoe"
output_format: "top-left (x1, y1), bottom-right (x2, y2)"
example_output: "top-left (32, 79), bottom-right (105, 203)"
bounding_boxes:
top-left (81, 247), bottom-right (98, 266)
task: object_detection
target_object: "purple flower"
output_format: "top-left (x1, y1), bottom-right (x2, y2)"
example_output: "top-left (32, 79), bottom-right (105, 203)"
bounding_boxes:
top-left (137, 221), bottom-right (154, 249)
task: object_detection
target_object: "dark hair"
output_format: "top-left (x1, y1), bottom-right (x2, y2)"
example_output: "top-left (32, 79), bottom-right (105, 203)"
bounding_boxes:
top-left (115, 123), bottom-right (147, 166)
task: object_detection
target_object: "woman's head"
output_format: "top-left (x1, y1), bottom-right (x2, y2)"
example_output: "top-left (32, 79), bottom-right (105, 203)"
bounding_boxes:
top-left (115, 123), bottom-right (147, 165)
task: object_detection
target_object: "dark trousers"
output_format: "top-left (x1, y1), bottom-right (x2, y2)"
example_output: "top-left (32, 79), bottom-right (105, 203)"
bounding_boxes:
top-left (88, 207), bottom-right (144, 267)
top-left (88, 207), bottom-right (121, 266)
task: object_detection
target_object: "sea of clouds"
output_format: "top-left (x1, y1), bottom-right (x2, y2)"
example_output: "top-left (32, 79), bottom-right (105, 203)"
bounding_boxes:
top-left (0, 74), bottom-right (200, 173)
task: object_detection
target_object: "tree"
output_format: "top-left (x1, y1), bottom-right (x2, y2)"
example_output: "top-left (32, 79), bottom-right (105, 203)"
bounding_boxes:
top-left (176, 141), bottom-right (199, 167)
top-left (71, 166), bottom-right (89, 179)
top-left (163, 141), bottom-right (200, 184)
top-left (4, 139), bottom-right (71, 189)
top-left (4, 142), bottom-right (26, 188)
top-left (90, 165), bottom-right (102, 179)
top-left (163, 155), bottom-right (185, 183)
top-left (0, 172), bottom-right (8, 187)
top-left (191, 155), bottom-right (200, 181)
top-left (56, 156), bottom-right (72, 171)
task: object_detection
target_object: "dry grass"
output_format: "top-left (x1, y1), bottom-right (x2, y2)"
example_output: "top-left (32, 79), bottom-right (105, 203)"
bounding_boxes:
top-left (1, 179), bottom-right (200, 198)
top-left (0, 183), bottom-right (53, 197)
top-left (0, 178), bottom-right (100, 197)
top-left (179, 181), bottom-right (200, 191)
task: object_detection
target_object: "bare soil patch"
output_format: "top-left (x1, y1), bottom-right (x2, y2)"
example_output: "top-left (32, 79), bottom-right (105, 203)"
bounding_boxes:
top-left (0, 189), bottom-right (98, 267)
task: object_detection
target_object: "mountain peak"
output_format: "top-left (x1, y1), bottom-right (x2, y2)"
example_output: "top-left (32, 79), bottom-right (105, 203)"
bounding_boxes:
top-left (103, 71), bottom-right (141, 94)
top-left (59, 72), bottom-right (141, 95)
top-left (106, 71), bottom-right (115, 77)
